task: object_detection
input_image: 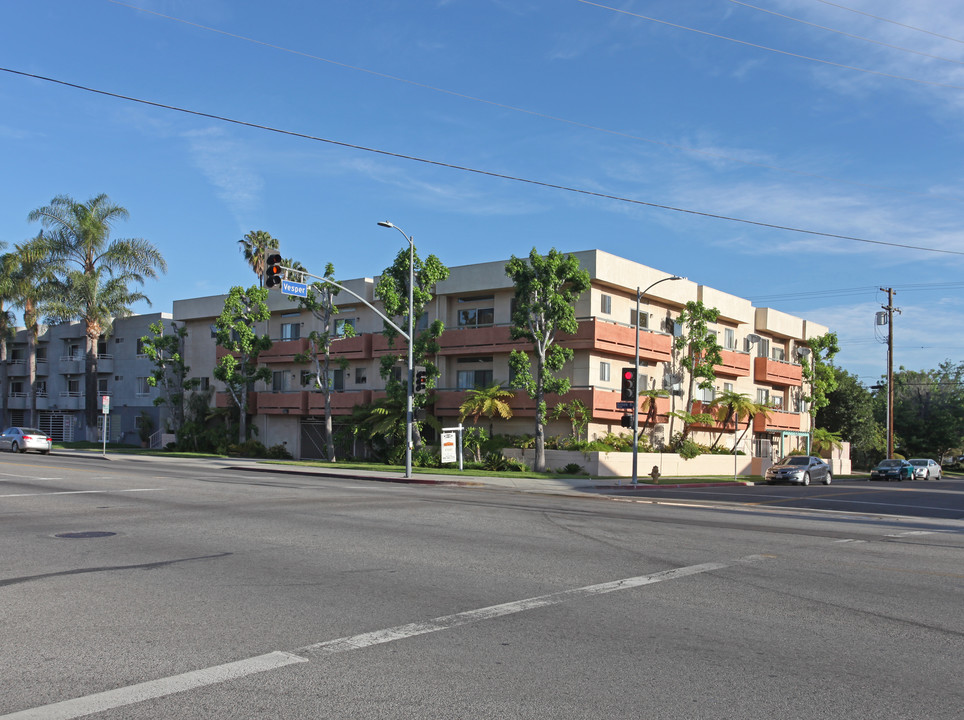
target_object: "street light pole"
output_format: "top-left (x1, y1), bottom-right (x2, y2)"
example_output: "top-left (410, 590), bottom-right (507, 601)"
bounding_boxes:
top-left (378, 221), bottom-right (415, 479)
top-left (633, 275), bottom-right (683, 484)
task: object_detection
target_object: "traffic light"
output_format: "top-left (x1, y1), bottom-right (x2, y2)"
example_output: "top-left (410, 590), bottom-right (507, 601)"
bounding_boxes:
top-left (265, 253), bottom-right (283, 288)
top-left (620, 367), bottom-right (637, 401)
top-left (415, 369), bottom-right (428, 393)
top-left (620, 414), bottom-right (633, 428)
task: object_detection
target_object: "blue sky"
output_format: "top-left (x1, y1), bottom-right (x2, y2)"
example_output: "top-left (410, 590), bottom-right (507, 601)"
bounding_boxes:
top-left (2, 0), bottom-right (963, 385)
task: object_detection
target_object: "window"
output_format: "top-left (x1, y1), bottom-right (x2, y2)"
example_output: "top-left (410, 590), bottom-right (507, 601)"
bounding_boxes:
top-left (280, 323), bottom-right (301, 341)
top-left (757, 388), bottom-right (770, 405)
top-left (97, 377), bottom-right (109, 393)
top-left (272, 371), bottom-right (290, 392)
top-left (136, 377), bottom-right (151, 396)
top-left (36, 380), bottom-right (47, 397)
top-left (9, 380), bottom-right (24, 395)
top-left (724, 382), bottom-right (734, 393)
top-left (301, 370), bottom-right (316, 388)
top-left (10, 346), bottom-right (24, 362)
top-left (696, 386), bottom-right (715, 403)
top-left (36, 346), bottom-right (47, 362)
top-left (724, 328), bottom-right (736, 350)
top-left (599, 362), bottom-right (611, 383)
top-left (136, 338), bottom-right (147, 357)
top-left (757, 338), bottom-right (770, 358)
top-left (327, 369), bottom-right (345, 392)
top-left (772, 346), bottom-right (786, 361)
top-left (457, 307), bottom-right (495, 328)
top-left (638, 374), bottom-right (649, 392)
top-left (334, 318), bottom-right (355, 337)
top-left (600, 294), bottom-right (612, 315)
top-left (458, 369), bottom-right (493, 389)
top-left (770, 393), bottom-right (784, 409)
top-left (355, 367), bottom-right (367, 385)
top-left (197, 377), bottom-right (210, 391)
top-left (629, 310), bottom-right (649, 329)
top-left (416, 311), bottom-right (429, 333)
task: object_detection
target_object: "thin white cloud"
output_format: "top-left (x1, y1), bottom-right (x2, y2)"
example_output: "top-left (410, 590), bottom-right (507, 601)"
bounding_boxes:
top-left (183, 127), bottom-right (264, 223)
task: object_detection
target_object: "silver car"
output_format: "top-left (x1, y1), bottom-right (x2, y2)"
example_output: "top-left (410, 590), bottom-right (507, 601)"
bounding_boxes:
top-left (0, 427), bottom-right (52, 454)
top-left (908, 459), bottom-right (942, 481)
top-left (765, 455), bottom-right (832, 486)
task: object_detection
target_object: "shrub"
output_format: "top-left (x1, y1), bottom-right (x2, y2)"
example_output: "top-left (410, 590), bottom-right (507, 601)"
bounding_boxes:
top-left (265, 443), bottom-right (293, 460)
top-left (558, 462), bottom-right (584, 475)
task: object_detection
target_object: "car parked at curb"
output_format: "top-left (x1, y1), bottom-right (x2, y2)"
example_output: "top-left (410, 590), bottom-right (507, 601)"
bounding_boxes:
top-left (908, 459), bottom-right (942, 481)
top-left (765, 455), bottom-right (832, 486)
top-left (0, 427), bottom-right (53, 454)
top-left (870, 459), bottom-right (914, 482)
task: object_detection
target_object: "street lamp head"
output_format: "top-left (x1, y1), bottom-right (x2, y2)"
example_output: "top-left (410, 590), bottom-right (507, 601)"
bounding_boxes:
top-left (377, 221), bottom-right (395, 229)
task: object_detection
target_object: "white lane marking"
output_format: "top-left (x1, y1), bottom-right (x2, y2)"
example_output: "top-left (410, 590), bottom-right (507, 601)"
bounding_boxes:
top-left (0, 489), bottom-right (161, 498)
top-left (0, 652), bottom-right (307, 720)
top-left (1, 554), bottom-right (769, 719)
top-left (833, 539), bottom-right (866, 544)
top-left (884, 530), bottom-right (935, 538)
top-left (0, 473), bottom-right (62, 480)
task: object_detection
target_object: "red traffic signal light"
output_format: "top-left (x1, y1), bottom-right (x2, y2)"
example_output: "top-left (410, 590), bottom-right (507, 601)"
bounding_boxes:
top-left (620, 367), bottom-right (637, 402)
top-left (265, 253), bottom-right (283, 288)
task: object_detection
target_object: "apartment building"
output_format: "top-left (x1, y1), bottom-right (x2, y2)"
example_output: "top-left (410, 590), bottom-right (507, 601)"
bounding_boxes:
top-left (3, 313), bottom-right (170, 444)
top-left (173, 249), bottom-right (829, 461)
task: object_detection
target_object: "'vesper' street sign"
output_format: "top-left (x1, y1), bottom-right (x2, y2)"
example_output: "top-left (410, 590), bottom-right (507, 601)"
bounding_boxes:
top-left (281, 279), bottom-right (308, 298)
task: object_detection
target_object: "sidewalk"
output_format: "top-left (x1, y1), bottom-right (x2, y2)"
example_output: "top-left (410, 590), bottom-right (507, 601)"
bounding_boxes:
top-left (51, 448), bottom-right (753, 497)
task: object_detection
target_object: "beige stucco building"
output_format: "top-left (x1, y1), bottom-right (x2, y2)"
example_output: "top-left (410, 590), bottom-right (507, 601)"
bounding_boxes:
top-left (172, 250), bottom-right (829, 463)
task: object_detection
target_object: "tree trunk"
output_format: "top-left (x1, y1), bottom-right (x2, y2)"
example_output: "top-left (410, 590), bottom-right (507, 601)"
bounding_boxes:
top-left (534, 354), bottom-right (546, 472)
top-left (27, 331), bottom-right (37, 428)
top-left (0, 339), bottom-right (7, 429)
top-left (84, 339), bottom-right (100, 441)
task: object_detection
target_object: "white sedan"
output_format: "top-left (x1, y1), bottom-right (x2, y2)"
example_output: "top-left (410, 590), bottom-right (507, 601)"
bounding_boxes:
top-left (0, 427), bottom-right (53, 454)
top-left (908, 458), bottom-right (942, 481)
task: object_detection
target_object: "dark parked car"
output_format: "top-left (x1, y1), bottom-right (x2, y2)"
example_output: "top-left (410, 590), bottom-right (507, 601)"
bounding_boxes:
top-left (765, 455), bottom-right (832, 486)
top-left (870, 459), bottom-right (914, 482)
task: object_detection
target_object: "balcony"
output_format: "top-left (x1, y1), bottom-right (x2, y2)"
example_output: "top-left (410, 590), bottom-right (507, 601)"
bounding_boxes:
top-left (260, 338), bottom-right (309, 364)
top-left (562, 319), bottom-right (673, 363)
top-left (753, 409), bottom-right (802, 432)
top-left (714, 349), bottom-right (751, 377)
top-left (6, 360), bottom-right (27, 377)
top-left (7, 393), bottom-right (50, 410)
top-left (96, 354), bottom-right (114, 374)
top-left (753, 357), bottom-right (802, 386)
top-left (256, 391), bottom-right (308, 415)
top-left (436, 325), bottom-right (526, 357)
top-left (329, 334), bottom-right (372, 360)
top-left (432, 387), bottom-right (671, 424)
top-left (59, 356), bottom-right (86, 375)
top-left (307, 389), bottom-right (373, 415)
top-left (58, 392), bottom-right (84, 410)
top-left (215, 390), bottom-right (258, 410)
top-left (371, 333), bottom-right (409, 358)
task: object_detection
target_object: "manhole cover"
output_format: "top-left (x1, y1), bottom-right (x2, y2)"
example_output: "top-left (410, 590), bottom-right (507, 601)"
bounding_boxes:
top-left (54, 531), bottom-right (117, 539)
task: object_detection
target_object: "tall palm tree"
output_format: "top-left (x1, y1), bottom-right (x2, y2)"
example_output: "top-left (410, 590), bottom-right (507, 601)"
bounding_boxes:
top-left (29, 194), bottom-right (167, 440)
top-left (238, 230), bottom-right (279, 287)
top-left (0, 245), bottom-right (14, 428)
top-left (10, 235), bottom-right (63, 426)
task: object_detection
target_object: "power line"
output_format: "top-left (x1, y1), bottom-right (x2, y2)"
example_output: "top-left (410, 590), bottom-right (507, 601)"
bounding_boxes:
top-left (3, 65), bottom-right (964, 258)
top-left (578, 0), bottom-right (964, 90)
top-left (727, 0), bottom-right (964, 66)
top-left (749, 281), bottom-right (964, 302)
top-left (102, 0), bottom-right (961, 203)
top-left (808, 0), bottom-right (964, 46)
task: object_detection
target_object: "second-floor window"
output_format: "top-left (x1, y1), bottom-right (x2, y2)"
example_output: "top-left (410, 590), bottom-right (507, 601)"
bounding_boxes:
top-left (281, 323), bottom-right (300, 341)
top-left (334, 318), bottom-right (355, 337)
top-left (599, 362), bottom-right (611, 383)
top-left (772, 346), bottom-right (786, 361)
top-left (136, 377), bottom-right (151, 396)
top-left (724, 328), bottom-right (736, 350)
top-left (600, 294), bottom-right (612, 315)
top-left (457, 307), bottom-right (494, 328)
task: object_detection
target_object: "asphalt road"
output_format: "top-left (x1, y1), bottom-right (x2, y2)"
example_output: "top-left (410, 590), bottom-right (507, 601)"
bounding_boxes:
top-left (597, 476), bottom-right (964, 521)
top-left (1, 453), bottom-right (962, 719)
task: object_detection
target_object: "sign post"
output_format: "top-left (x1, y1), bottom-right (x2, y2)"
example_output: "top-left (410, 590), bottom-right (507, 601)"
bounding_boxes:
top-left (101, 395), bottom-right (110, 456)
top-left (441, 425), bottom-right (463, 471)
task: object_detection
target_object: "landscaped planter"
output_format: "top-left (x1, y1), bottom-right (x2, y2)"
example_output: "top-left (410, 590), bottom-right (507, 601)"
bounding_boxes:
top-left (501, 448), bottom-right (755, 478)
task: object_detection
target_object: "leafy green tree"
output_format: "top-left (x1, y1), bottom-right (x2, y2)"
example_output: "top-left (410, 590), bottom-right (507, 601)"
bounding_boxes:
top-left (141, 320), bottom-right (201, 444)
top-left (505, 247), bottom-right (590, 472)
top-left (639, 385), bottom-right (670, 448)
top-left (669, 300), bottom-right (723, 442)
top-left (811, 427), bottom-right (843, 455)
top-left (213, 286), bottom-right (272, 444)
top-left (815, 367), bottom-right (881, 468)
top-left (0, 243), bottom-right (13, 427)
top-left (238, 230), bottom-right (279, 287)
top-left (891, 361), bottom-right (964, 462)
top-left (801, 332), bottom-right (840, 431)
top-left (374, 246), bottom-right (450, 450)
top-left (708, 390), bottom-right (769, 454)
top-left (292, 262), bottom-right (355, 461)
top-left (29, 193), bottom-right (167, 439)
top-left (459, 383), bottom-right (514, 435)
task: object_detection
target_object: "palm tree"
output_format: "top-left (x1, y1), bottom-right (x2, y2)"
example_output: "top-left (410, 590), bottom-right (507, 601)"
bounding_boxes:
top-left (29, 194), bottom-right (167, 440)
top-left (812, 427), bottom-right (843, 455)
top-left (708, 390), bottom-right (769, 453)
top-left (458, 383), bottom-right (514, 435)
top-left (238, 230), bottom-right (279, 287)
top-left (639, 386), bottom-right (670, 448)
top-left (10, 235), bottom-right (63, 426)
top-left (0, 245), bottom-right (14, 428)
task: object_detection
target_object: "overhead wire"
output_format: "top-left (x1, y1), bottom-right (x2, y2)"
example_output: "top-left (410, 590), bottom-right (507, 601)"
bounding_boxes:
top-left (577, 0), bottom-right (964, 90)
top-left (101, 0), bottom-right (961, 203)
top-left (808, 0), bottom-right (964, 46)
top-left (3, 66), bottom-right (963, 259)
top-left (726, 0), bottom-right (964, 66)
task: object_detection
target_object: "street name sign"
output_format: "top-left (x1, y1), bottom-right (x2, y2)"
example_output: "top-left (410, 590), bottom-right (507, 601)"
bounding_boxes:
top-left (615, 401), bottom-right (635, 410)
top-left (281, 279), bottom-right (308, 298)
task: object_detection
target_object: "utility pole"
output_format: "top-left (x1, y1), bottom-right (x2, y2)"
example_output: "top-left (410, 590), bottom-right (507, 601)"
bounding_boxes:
top-left (880, 288), bottom-right (901, 459)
